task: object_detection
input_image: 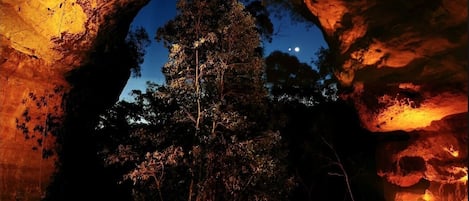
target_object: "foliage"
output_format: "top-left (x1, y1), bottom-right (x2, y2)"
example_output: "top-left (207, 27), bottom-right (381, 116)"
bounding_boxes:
top-left (313, 47), bottom-right (336, 82)
top-left (93, 1), bottom-right (388, 200)
top-left (264, 50), bottom-right (337, 105)
top-left (242, 0), bottom-right (317, 29)
top-left (99, 1), bottom-right (294, 200)
top-left (243, 0), bottom-right (274, 43)
top-left (126, 27), bottom-right (151, 78)
top-left (312, 46), bottom-right (340, 100)
top-left (265, 51), bottom-right (320, 102)
top-left (263, 46), bottom-right (380, 201)
top-left (96, 83), bottom-right (176, 160)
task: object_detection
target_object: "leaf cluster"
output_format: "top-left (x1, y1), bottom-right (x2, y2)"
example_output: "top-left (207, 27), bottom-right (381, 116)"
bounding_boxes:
top-left (126, 27), bottom-right (151, 78)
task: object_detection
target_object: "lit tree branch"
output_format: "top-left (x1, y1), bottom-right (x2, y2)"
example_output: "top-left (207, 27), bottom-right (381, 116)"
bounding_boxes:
top-left (320, 136), bottom-right (355, 201)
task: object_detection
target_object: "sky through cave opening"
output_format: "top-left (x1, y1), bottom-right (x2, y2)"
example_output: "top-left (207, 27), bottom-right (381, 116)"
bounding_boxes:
top-left (118, 0), bottom-right (328, 101)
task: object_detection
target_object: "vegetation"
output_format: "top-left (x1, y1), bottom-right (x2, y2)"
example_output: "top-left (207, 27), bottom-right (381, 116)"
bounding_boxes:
top-left (98, 1), bottom-right (294, 200)
top-left (264, 50), bottom-right (337, 105)
top-left (93, 1), bottom-right (384, 201)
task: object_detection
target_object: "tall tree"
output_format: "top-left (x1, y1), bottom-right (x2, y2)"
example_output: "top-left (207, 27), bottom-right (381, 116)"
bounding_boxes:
top-left (103, 1), bottom-right (293, 200)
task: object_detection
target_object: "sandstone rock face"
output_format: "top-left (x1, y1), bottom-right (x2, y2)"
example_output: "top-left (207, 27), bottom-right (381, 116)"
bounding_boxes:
top-left (0, 0), bottom-right (148, 200)
top-left (305, 0), bottom-right (467, 132)
top-left (304, 0), bottom-right (467, 200)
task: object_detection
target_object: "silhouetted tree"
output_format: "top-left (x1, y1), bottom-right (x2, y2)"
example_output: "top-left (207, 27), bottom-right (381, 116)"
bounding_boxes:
top-left (265, 51), bottom-right (320, 100)
top-left (243, 0), bottom-right (275, 43)
top-left (245, 0), bottom-right (318, 29)
top-left (312, 46), bottom-right (340, 100)
top-left (126, 27), bottom-right (151, 78)
top-left (264, 50), bottom-right (337, 105)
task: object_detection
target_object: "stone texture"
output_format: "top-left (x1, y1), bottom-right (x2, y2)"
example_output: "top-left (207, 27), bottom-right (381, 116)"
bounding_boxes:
top-left (1, 0), bottom-right (466, 200)
top-left (304, 0), bottom-right (467, 200)
top-left (0, 0), bottom-right (149, 200)
top-left (304, 0), bottom-right (467, 132)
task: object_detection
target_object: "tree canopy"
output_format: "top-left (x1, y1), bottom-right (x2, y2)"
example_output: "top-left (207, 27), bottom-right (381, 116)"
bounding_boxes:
top-left (92, 1), bottom-right (385, 201)
top-left (264, 49), bottom-right (338, 105)
top-left (99, 1), bottom-right (294, 200)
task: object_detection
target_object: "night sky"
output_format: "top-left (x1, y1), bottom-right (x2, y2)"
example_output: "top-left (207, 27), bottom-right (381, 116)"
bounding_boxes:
top-left (119, 0), bottom-right (328, 101)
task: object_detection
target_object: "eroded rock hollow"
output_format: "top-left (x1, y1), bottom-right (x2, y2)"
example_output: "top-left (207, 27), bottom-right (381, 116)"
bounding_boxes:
top-left (0, 0), bottom-right (148, 200)
top-left (304, 0), bottom-right (467, 200)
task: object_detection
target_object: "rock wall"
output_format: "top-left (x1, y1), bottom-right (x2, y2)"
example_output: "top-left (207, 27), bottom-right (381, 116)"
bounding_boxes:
top-left (1, 0), bottom-right (466, 200)
top-left (303, 0), bottom-right (467, 200)
top-left (0, 0), bottom-right (148, 200)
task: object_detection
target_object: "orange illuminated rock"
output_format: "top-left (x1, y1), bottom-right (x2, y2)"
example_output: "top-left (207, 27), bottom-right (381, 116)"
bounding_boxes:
top-left (0, 0), bottom-right (148, 199)
top-left (304, 0), bottom-right (467, 200)
top-left (305, 0), bottom-right (468, 132)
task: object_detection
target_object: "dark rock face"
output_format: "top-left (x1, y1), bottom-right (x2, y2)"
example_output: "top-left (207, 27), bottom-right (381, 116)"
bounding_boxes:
top-left (304, 0), bottom-right (467, 200)
top-left (0, 0), bottom-right (149, 200)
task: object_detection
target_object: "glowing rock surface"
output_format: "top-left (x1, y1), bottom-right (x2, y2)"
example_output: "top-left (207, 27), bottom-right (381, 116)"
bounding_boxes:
top-left (305, 0), bottom-right (467, 200)
top-left (0, 0), bottom-right (148, 199)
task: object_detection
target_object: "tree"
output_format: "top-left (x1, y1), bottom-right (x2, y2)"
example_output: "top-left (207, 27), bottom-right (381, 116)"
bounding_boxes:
top-left (265, 51), bottom-right (321, 101)
top-left (126, 27), bottom-right (151, 78)
top-left (95, 83), bottom-right (178, 200)
top-left (243, 0), bottom-right (274, 43)
top-left (102, 1), bottom-right (294, 200)
top-left (264, 50), bottom-right (338, 105)
top-left (264, 46), bottom-right (384, 200)
top-left (243, 0), bottom-right (318, 30)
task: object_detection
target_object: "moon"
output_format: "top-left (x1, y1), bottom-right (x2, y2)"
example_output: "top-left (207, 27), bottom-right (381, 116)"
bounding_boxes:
top-left (294, 47), bottom-right (300, 52)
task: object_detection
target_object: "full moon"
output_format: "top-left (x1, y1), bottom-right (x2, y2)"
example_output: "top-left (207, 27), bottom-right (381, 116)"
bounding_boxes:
top-left (294, 47), bottom-right (300, 52)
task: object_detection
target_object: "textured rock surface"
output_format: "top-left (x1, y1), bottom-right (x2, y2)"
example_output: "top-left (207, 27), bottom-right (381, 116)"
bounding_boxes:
top-left (304, 0), bottom-right (467, 200)
top-left (0, 0), bottom-right (148, 200)
top-left (305, 0), bottom-right (467, 132)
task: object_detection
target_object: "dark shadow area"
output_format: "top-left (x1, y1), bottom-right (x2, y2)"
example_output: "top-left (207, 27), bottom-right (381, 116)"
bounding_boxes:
top-left (43, 24), bottom-right (149, 201)
top-left (270, 99), bottom-right (386, 201)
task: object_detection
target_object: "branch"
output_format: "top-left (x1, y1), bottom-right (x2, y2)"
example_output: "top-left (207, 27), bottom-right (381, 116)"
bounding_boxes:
top-left (327, 172), bottom-right (344, 177)
top-left (320, 136), bottom-right (355, 201)
top-left (182, 107), bottom-right (197, 124)
top-left (151, 162), bottom-right (165, 201)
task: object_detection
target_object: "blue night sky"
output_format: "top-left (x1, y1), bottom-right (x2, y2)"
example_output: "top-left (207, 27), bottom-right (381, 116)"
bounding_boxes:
top-left (119, 0), bottom-right (328, 101)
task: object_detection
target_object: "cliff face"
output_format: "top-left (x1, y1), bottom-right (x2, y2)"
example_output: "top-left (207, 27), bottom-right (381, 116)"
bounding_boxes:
top-left (1, 0), bottom-right (466, 200)
top-left (304, 0), bottom-right (467, 132)
top-left (304, 0), bottom-right (467, 200)
top-left (0, 0), bottom-right (148, 200)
